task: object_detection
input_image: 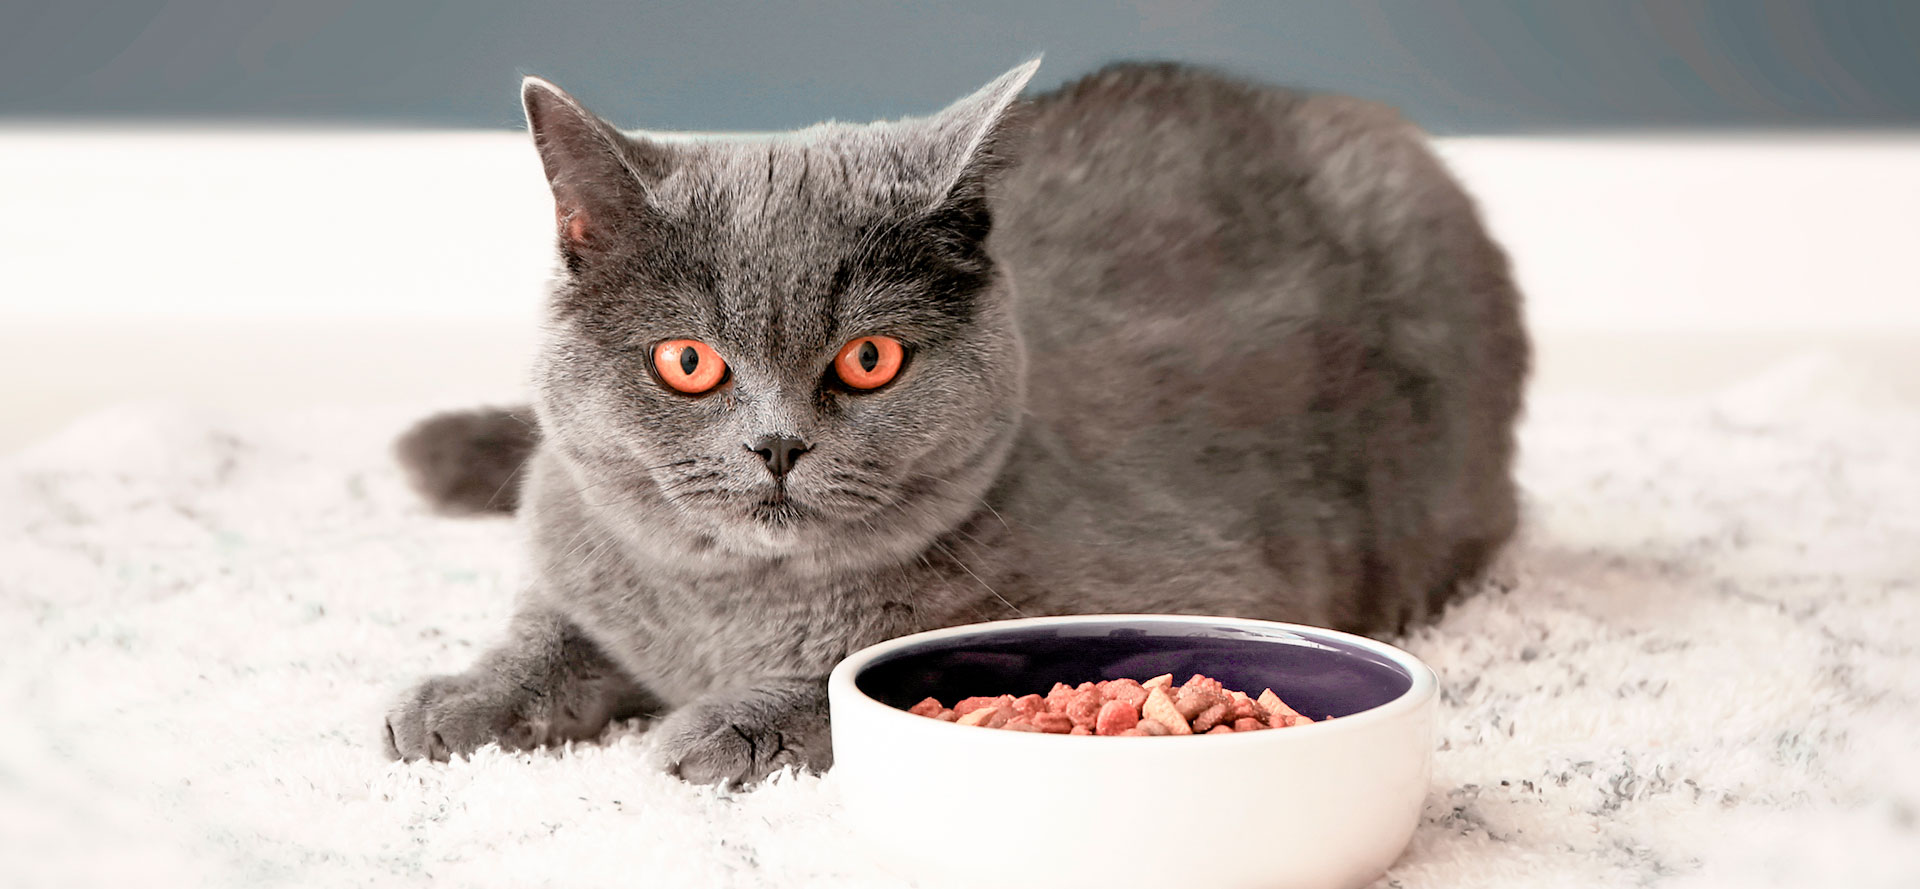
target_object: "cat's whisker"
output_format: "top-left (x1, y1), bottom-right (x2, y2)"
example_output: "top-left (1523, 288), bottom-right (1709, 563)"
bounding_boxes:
top-left (481, 447), bottom-right (544, 512)
top-left (570, 465), bottom-right (729, 511)
top-left (557, 522), bottom-right (616, 564)
top-left (655, 473), bottom-right (728, 495)
top-left (894, 496), bottom-right (991, 552)
top-left (925, 537), bottom-right (1026, 618)
top-left (547, 522), bottom-right (598, 565)
top-left (558, 459), bottom-right (700, 501)
top-left (928, 474), bottom-right (1118, 547)
top-left (877, 498), bottom-right (1039, 623)
top-left (575, 527), bottom-right (624, 570)
top-left (919, 474), bottom-right (1015, 532)
top-left (976, 499), bottom-right (1012, 533)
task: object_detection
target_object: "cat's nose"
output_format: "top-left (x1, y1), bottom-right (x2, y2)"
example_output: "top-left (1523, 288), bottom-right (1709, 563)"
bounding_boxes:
top-left (746, 435), bottom-right (811, 478)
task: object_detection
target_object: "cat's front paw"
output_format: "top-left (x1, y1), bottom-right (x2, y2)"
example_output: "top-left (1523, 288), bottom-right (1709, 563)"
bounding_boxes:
top-left (384, 670), bottom-right (621, 762)
top-left (384, 672), bottom-right (538, 762)
top-left (654, 681), bottom-right (832, 786)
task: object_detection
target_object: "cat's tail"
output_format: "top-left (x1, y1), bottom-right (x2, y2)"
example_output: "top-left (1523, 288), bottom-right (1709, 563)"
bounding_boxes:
top-left (394, 406), bottom-right (540, 515)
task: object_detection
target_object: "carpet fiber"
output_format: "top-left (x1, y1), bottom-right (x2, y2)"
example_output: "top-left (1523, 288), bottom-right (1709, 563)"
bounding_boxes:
top-left (4, 354), bottom-right (1917, 888)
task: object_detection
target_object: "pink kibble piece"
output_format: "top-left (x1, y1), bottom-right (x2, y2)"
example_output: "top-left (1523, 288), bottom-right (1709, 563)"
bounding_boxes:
top-left (1258, 689), bottom-right (1300, 719)
top-left (1095, 699), bottom-right (1141, 736)
top-left (1142, 687), bottom-right (1192, 735)
top-left (1191, 701), bottom-right (1231, 733)
top-left (907, 697), bottom-right (944, 718)
top-left (1066, 688), bottom-right (1105, 729)
top-left (1104, 678), bottom-right (1149, 708)
top-left (1226, 690), bottom-right (1258, 721)
top-left (953, 696), bottom-right (1000, 716)
top-left (1033, 712), bottom-right (1073, 734)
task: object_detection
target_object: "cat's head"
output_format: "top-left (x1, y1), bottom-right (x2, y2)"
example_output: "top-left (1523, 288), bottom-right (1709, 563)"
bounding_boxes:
top-left (523, 61), bottom-right (1039, 566)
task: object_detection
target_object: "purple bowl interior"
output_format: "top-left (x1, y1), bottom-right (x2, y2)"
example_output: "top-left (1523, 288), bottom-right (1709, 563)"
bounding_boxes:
top-left (854, 619), bottom-right (1414, 721)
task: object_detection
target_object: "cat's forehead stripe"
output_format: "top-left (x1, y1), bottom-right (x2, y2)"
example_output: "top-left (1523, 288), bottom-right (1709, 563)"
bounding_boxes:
top-left (703, 140), bottom-right (914, 360)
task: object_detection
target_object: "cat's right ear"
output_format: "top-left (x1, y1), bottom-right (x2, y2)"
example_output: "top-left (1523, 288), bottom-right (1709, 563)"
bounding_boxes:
top-left (520, 77), bottom-right (671, 259)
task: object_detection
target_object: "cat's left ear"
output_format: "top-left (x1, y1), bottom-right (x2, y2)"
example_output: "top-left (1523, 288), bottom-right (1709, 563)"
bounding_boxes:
top-left (921, 58), bottom-right (1041, 212)
top-left (521, 77), bottom-right (674, 260)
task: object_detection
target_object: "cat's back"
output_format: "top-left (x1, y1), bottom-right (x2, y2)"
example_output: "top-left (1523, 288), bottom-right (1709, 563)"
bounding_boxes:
top-left (984, 62), bottom-right (1527, 633)
top-left (993, 61), bottom-right (1510, 364)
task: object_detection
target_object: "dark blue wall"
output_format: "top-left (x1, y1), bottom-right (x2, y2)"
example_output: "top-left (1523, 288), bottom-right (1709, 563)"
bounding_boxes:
top-left (4, 0), bottom-right (1916, 133)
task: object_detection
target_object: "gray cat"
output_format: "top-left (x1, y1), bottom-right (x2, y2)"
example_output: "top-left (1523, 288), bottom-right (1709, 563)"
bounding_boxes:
top-left (383, 60), bottom-right (1528, 784)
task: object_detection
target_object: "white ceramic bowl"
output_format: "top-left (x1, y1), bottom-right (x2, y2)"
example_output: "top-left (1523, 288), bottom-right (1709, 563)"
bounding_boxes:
top-left (828, 614), bottom-right (1437, 889)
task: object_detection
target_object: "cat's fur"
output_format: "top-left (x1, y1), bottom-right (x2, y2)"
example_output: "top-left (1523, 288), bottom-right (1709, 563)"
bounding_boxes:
top-left (384, 60), bottom-right (1528, 784)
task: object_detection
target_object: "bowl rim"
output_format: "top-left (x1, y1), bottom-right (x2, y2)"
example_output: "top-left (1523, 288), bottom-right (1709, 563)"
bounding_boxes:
top-left (828, 613), bottom-right (1438, 745)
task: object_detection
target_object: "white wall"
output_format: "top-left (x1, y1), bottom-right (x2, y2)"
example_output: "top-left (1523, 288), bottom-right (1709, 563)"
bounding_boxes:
top-left (3, 128), bottom-right (1917, 452)
top-left (1438, 134), bottom-right (1920, 334)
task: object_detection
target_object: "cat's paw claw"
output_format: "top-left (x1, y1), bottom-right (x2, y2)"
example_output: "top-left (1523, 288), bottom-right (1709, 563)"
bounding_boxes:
top-left (654, 692), bottom-right (830, 786)
top-left (664, 725), bottom-right (800, 786)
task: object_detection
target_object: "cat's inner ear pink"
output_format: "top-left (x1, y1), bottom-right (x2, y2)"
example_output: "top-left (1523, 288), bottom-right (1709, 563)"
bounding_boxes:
top-left (556, 204), bottom-right (592, 245)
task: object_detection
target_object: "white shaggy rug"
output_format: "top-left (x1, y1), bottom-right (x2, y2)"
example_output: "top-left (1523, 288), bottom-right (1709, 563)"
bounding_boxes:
top-left (4, 353), bottom-right (1917, 889)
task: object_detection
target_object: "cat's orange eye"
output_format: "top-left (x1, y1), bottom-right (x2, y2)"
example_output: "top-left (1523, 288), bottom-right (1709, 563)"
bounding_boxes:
top-left (834, 336), bottom-right (905, 390)
top-left (653, 340), bottom-right (728, 394)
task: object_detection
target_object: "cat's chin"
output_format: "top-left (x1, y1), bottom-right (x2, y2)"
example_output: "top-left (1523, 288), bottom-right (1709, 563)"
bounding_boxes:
top-left (713, 495), bottom-right (891, 560)
top-left (714, 524), bottom-right (820, 562)
top-left (714, 496), bottom-right (818, 551)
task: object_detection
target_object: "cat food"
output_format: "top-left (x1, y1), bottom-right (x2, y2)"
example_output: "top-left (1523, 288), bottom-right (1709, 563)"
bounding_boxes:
top-left (903, 673), bottom-right (1317, 735)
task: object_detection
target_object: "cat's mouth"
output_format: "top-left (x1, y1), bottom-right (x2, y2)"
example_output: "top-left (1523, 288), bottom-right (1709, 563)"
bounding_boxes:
top-left (746, 491), bottom-right (811, 526)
